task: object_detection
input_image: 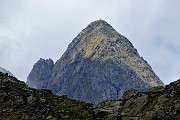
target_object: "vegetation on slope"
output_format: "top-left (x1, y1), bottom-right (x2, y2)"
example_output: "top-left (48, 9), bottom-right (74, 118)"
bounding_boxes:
top-left (0, 72), bottom-right (93, 120)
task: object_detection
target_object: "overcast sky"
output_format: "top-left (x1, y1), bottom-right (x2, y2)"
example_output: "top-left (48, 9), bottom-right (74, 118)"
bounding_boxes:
top-left (0, 0), bottom-right (179, 84)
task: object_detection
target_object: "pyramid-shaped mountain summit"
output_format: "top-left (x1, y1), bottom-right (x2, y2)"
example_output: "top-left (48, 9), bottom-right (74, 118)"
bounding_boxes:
top-left (27, 20), bottom-right (164, 103)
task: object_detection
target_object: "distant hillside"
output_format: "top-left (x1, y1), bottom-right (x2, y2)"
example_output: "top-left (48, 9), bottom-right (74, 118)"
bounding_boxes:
top-left (27, 20), bottom-right (163, 104)
top-left (0, 67), bottom-right (14, 76)
top-left (0, 72), bottom-right (93, 120)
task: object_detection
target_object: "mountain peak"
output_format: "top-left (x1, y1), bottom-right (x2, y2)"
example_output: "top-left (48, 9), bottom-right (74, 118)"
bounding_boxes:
top-left (66, 20), bottom-right (135, 62)
top-left (87, 19), bottom-right (110, 27)
top-left (84, 19), bottom-right (115, 35)
top-left (27, 20), bottom-right (163, 103)
top-left (66, 20), bottom-right (130, 59)
top-left (93, 19), bottom-right (107, 23)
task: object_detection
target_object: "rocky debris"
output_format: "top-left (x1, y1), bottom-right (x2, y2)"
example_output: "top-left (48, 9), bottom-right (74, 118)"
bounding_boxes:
top-left (26, 58), bottom-right (54, 88)
top-left (94, 79), bottom-right (180, 120)
top-left (0, 72), bottom-right (94, 120)
top-left (27, 19), bottom-right (163, 104)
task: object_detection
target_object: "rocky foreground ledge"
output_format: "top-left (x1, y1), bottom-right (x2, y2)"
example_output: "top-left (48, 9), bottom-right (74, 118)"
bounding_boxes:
top-left (0, 72), bottom-right (180, 120)
top-left (94, 80), bottom-right (180, 120)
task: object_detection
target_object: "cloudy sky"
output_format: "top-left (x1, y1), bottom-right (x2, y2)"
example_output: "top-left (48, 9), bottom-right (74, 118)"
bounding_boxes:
top-left (0, 0), bottom-right (179, 84)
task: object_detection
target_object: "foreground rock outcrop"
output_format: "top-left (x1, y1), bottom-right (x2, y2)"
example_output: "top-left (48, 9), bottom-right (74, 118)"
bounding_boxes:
top-left (0, 72), bottom-right (93, 120)
top-left (27, 20), bottom-right (163, 104)
top-left (94, 79), bottom-right (180, 120)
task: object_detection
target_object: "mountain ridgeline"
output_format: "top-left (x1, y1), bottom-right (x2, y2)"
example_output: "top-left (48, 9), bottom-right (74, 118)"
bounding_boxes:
top-left (27, 20), bottom-right (163, 103)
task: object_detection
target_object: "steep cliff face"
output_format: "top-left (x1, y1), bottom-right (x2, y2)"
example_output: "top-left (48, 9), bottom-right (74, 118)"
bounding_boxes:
top-left (27, 20), bottom-right (163, 103)
top-left (26, 58), bottom-right (54, 88)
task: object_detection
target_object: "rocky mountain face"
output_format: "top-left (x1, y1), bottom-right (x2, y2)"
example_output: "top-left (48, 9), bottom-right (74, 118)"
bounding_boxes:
top-left (0, 72), bottom-right (93, 120)
top-left (27, 58), bottom-right (54, 88)
top-left (27, 20), bottom-right (163, 103)
top-left (94, 79), bottom-right (180, 120)
top-left (0, 67), bottom-right (14, 76)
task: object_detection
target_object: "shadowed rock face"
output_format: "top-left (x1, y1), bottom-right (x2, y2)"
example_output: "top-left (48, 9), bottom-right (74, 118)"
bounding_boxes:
top-left (27, 58), bottom-right (54, 88)
top-left (27, 20), bottom-right (163, 104)
top-left (94, 79), bottom-right (180, 120)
